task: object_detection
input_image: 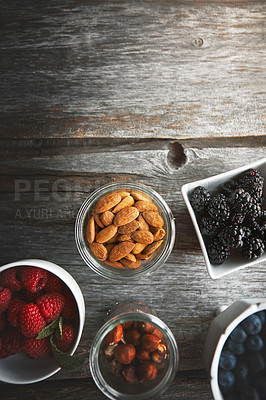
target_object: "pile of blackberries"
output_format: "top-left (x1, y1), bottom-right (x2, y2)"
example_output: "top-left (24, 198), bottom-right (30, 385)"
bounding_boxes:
top-left (218, 310), bottom-right (266, 400)
top-left (189, 169), bottom-right (265, 265)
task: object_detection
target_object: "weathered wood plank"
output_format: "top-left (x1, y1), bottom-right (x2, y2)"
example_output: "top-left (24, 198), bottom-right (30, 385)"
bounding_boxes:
top-left (0, 1), bottom-right (265, 138)
top-left (0, 371), bottom-right (212, 400)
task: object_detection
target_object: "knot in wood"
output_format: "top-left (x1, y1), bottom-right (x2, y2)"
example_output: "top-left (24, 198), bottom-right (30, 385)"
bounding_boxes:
top-left (192, 38), bottom-right (203, 48)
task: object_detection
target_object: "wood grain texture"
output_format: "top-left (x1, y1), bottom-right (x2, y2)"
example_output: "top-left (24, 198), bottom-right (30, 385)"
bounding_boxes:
top-left (0, 0), bottom-right (265, 138)
top-left (0, 137), bottom-right (266, 399)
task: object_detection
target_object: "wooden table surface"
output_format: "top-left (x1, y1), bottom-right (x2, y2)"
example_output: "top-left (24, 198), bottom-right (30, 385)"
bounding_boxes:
top-left (0, 1), bottom-right (265, 399)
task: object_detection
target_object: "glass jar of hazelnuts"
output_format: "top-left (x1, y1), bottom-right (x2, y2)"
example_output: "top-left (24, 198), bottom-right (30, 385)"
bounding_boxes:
top-left (75, 182), bottom-right (175, 281)
top-left (89, 302), bottom-right (179, 400)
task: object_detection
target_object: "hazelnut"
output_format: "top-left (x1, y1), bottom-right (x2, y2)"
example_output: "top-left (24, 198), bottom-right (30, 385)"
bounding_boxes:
top-left (125, 329), bottom-right (141, 346)
top-left (136, 347), bottom-right (151, 361)
top-left (141, 334), bottom-right (161, 353)
top-left (152, 327), bottom-right (164, 341)
top-left (122, 365), bottom-right (137, 383)
top-left (104, 344), bottom-right (118, 361)
top-left (111, 359), bottom-right (122, 377)
top-left (137, 361), bottom-right (157, 383)
top-left (104, 324), bottom-right (123, 345)
top-left (114, 344), bottom-right (136, 364)
top-left (121, 321), bottom-right (134, 330)
top-left (151, 343), bottom-right (167, 364)
top-left (137, 321), bottom-right (154, 334)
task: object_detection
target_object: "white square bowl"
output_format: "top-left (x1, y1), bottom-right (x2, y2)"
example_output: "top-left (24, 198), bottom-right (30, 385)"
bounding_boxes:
top-left (181, 158), bottom-right (266, 280)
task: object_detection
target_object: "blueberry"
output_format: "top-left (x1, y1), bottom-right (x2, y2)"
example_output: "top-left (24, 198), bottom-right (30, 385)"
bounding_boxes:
top-left (241, 314), bottom-right (262, 335)
top-left (228, 338), bottom-right (246, 355)
top-left (234, 361), bottom-right (249, 381)
top-left (218, 369), bottom-right (235, 389)
top-left (239, 386), bottom-right (260, 400)
top-left (246, 335), bottom-right (264, 351)
top-left (230, 325), bottom-right (248, 343)
top-left (254, 376), bottom-right (266, 396)
top-left (256, 310), bottom-right (266, 324)
top-left (219, 350), bottom-right (237, 371)
top-left (248, 351), bottom-right (265, 373)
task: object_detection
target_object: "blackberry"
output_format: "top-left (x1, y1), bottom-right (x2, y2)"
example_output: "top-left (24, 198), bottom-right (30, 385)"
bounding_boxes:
top-left (228, 188), bottom-right (261, 219)
top-left (199, 214), bottom-right (222, 236)
top-left (207, 193), bottom-right (230, 223)
top-left (190, 186), bottom-right (210, 213)
top-left (238, 169), bottom-right (264, 201)
top-left (246, 213), bottom-right (266, 243)
top-left (218, 225), bottom-right (244, 248)
top-left (230, 211), bottom-right (245, 225)
top-left (242, 226), bottom-right (252, 240)
top-left (220, 179), bottom-right (239, 197)
top-left (207, 237), bottom-right (230, 265)
top-left (241, 236), bottom-right (265, 259)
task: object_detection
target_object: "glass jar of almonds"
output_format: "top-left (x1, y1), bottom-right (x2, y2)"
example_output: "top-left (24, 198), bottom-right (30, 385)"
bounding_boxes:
top-left (75, 182), bottom-right (175, 281)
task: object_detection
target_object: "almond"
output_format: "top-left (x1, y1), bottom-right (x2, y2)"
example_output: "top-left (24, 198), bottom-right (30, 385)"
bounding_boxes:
top-left (112, 196), bottom-right (135, 214)
top-left (95, 193), bottom-right (121, 213)
top-left (105, 232), bottom-right (120, 244)
top-left (137, 214), bottom-right (150, 231)
top-left (90, 242), bottom-right (108, 261)
top-left (115, 190), bottom-right (131, 198)
top-left (101, 211), bottom-right (115, 226)
top-left (132, 243), bottom-right (147, 255)
top-left (131, 231), bottom-right (154, 244)
top-left (113, 207), bottom-right (139, 227)
top-left (135, 253), bottom-right (151, 260)
top-left (93, 210), bottom-right (105, 229)
top-left (153, 228), bottom-right (166, 241)
top-left (86, 216), bottom-right (95, 243)
top-left (120, 258), bottom-right (141, 269)
top-left (131, 191), bottom-right (150, 202)
top-left (124, 253), bottom-right (136, 262)
top-left (134, 201), bottom-right (158, 213)
top-left (143, 240), bottom-right (163, 256)
top-left (109, 241), bottom-right (135, 261)
top-left (118, 220), bottom-right (140, 235)
top-left (118, 234), bottom-right (133, 242)
top-left (142, 211), bottom-right (164, 227)
top-left (96, 225), bottom-right (118, 243)
top-left (105, 260), bottom-right (124, 269)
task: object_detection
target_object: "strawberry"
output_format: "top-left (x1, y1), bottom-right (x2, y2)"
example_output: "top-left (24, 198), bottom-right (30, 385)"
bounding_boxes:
top-left (0, 312), bottom-right (7, 332)
top-left (7, 297), bottom-right (26, 327)
top-left (36, 293), bottom-right (65, 323)
top-left (2, 327), bottom-right (23, 354)
top-left (0, 286), bottom-right (11, 313)
top-left (0, 268), bottom-right (23, 292)
top-left (45, 272), bottom-right (64, 294)
top-left (23, 336), bottom-right (51, 359)
top-left (20, 303), bottom-right (46, 337)
top-left (62, 287), bottom-right (78, 320)
top-left (20, 266), bottom-right (48, 293)
top-left (54, 323), bottom-right (75, 353)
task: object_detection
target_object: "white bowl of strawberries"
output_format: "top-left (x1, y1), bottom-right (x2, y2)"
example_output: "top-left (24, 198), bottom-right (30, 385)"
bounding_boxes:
top-left (0, 259), bottom-right (85, 384)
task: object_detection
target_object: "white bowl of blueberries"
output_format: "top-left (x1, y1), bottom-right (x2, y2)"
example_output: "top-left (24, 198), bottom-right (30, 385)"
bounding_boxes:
top-left (203, 299), bottom-right (266, 400)
top-left (181, 158), bottom-right (266, 279)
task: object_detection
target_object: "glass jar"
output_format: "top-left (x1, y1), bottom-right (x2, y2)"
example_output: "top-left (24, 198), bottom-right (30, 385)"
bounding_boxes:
top-left (89, 301), bottom-right (179, 400)
top-left (75, 182), bottom-right (175, 281)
